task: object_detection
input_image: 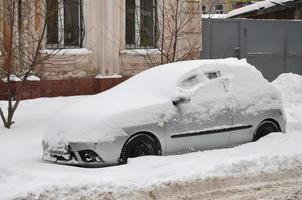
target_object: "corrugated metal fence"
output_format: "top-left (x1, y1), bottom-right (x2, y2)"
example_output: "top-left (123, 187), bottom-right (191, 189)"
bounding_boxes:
top-left (202, 18), bottom-right (302, 81)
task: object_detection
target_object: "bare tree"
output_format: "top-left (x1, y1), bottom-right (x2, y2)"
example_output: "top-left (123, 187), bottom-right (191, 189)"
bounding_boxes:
top-left (125, 0), bottom-right (202, 67)
top-left (0, 0), bottom-right (64, 128)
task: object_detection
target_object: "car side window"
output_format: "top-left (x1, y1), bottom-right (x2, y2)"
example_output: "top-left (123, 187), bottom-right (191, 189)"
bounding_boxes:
top-left (204, 71), bottom-right (221, 80)
top-left (191, 79), bottom-right (227, 105)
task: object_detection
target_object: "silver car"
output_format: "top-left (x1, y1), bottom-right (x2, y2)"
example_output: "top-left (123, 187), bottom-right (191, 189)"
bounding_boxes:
top-left (42, 58), bottom-right (286, 167)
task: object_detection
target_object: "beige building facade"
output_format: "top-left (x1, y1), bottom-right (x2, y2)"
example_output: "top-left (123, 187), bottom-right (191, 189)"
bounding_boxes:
top-left (0, 0), bottom-right (202, 80)
top-left (201, 0), bottom-right (232, 14)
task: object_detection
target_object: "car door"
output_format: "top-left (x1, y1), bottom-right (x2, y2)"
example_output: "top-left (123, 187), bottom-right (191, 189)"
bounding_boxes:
top-left (165, 76), bottom-right (234, 155)
top-left (225, 68), bottom-right (265, 147)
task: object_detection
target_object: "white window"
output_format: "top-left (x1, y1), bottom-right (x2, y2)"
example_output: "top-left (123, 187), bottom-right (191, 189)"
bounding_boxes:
top-left (215, 4), bottom-right (224, 14)
top-left (125, 0), bottom-right (157, 49)
top-left (46, 0), bottom-right (84, 48)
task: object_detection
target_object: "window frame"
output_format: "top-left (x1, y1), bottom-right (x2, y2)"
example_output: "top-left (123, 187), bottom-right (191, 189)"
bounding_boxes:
top-left (202, 5), bottom-right (207, 14)
top-left (125, 0), bottom-right (157, 49)
top-left (215, 4), bottom-right (224, 14)
top-left (46, 0), bottom-right (85, 49)
top-left (204, 71), bottom-right (221, 80)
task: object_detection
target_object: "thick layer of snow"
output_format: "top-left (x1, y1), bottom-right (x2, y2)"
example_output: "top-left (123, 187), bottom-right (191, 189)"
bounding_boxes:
top-left (202, 14), bottom-right (227, 19)
top-left (0, 73), bottom-right (301, 200)
top-left (43, 58), bottom-right (282, 147)
top-left (272, 73), bottom-right (302, 131)
top-left (272, 73), bottom-right (302, 104)
top-left (227, 0), bottom-right (294, 18)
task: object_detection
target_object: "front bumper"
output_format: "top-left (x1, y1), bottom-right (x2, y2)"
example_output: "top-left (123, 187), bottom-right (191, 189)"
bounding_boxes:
top-left (42, 142), bottom-right (117, 167)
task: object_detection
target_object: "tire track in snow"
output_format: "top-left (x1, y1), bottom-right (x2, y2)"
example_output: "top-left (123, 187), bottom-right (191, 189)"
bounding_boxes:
top-left (18, 166), bottom-right (302, 200)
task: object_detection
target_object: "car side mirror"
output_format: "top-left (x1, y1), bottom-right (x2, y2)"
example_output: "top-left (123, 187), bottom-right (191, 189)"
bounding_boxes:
top-left (172, 96), bottom-right (191, 106)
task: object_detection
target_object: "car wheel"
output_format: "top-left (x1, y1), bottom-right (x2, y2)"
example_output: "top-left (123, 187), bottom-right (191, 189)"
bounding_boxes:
top-left (120, 134), bottom-right (160, 164)
top-left (254, 121), bottom-right (279, 141)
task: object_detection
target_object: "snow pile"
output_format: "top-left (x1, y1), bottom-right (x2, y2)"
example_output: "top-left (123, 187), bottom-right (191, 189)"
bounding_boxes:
top-left (273, 73), bottom-right (302, 131)
top-left (27, 75), bottom-right (41, 81)
top-left (227, 0), bottom-right (294, 18)
top-left (95, 74), bottom-right (123, 79)
top-left (272, 73), bottom-right (302, 104)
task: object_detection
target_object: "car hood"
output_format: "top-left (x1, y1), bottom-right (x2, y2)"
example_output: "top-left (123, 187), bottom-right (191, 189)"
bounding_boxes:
top-left (43, 90), bottom-right (175, 147)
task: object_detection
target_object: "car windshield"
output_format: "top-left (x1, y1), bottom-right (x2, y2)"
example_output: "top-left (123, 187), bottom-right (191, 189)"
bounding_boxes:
top-left (180, 73), bottom-right (205, 89)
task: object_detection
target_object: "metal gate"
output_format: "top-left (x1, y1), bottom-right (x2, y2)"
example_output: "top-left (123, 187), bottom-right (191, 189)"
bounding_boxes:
top-left (202, 18), bottom-right (302, 81)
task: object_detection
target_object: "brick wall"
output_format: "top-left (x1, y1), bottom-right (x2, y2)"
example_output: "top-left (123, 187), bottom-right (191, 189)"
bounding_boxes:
top-left (120, 52), bottom-right (159, 76)
top-left (36, 51), bottom-right (98, 80)
top-left (0, 77), bottom-right (129, 100)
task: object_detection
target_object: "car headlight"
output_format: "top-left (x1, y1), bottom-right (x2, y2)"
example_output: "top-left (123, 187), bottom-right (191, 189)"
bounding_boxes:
top-left (78, 150), bottom-right (104, 163)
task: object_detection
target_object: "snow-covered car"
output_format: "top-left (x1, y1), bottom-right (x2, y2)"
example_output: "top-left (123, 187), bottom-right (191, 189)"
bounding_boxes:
top-left (42, 58), bottom-right (286, 167)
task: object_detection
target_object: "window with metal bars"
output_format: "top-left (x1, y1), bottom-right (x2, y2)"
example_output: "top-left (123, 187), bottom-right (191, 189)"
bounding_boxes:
top-left (46, 0), bottom-right (85, 49)
top-left (215, 4), bottom-right (224, 14)
top-left (125, 0), bottom-right (157, 49)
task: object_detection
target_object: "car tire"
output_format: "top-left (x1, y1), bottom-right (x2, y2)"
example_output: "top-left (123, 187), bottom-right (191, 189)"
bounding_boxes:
top-left (120, 134), bottom-right (160, 164)
top-left (254, 121), bottom-right (279, 141)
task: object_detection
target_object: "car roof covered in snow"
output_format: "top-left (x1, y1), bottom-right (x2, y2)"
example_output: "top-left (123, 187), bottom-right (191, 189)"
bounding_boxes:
top-left (111, 58), bottom-right (253, 97)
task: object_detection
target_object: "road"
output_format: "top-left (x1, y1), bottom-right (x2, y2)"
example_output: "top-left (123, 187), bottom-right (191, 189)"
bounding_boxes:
top-left (20, 166), bottom-right (302, 200)
top-left (124, 167), bottom-right (302, 200)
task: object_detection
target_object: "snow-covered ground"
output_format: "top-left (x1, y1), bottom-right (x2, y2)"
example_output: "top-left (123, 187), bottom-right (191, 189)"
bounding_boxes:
top-left (0, 73), bottom-right (301, 200)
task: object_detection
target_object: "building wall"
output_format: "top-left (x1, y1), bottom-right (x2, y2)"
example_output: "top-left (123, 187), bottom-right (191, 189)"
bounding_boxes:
top-left (43, 0), bottom-right (200, 79)
top-left (119, 0), bottom-right (202, 76)
top-left (0, 77), bottom-right (129, 100)
top-left (38, 0), bottom-right (122, 80)
top-left (0, 0), bottom-right (5, 68)
top-left (0, 0), bottom-right (3, 55)
top-left (202, 0), bottom-right (232, 14)
top-left (0, 0), bottom-right (202, 80)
